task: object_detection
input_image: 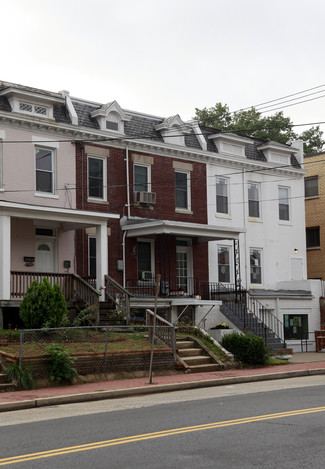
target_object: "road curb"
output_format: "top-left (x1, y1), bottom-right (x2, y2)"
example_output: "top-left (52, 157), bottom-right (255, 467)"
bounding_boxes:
top-left (1, 367), bottom-right (325, 413)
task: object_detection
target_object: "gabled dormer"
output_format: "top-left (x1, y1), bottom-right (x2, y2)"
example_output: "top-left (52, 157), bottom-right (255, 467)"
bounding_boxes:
top-left (0, 87), bottom-right (61, 120)
top-left (90, 101), bottom-right (130, 133)
top-left (257, 141), bottom-right (296, 165)
top-left (154, 115), bottom-right (191, 146)
top-left (208, 132), bottom-right (253, 157)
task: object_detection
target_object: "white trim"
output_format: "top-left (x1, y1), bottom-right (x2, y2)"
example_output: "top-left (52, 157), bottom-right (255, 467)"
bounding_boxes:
top-left (249, 248), bottom-right (263, 286)
top-left (87, 155), bottom-right (107, 202)
top-left (175, 169), bottom-right (191, 212)
top-left (133, 162), bottom-right (151, 192)
top-left (35, 146), bottom-right (55, 195)
top-left (34, 192), bottom-right (59, 199)
top-left (32, 136), bottom-right (60, 149)
top-left (137, 238), bottom-right (155, 278)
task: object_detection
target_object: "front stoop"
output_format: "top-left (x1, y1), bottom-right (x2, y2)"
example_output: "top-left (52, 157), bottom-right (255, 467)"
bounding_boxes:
top-left (176, 338), bottom-right (221, 373)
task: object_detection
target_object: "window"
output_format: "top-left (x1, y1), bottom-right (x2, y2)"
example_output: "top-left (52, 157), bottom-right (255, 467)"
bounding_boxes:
top-left (306, 227), bottom-right (320, 248)
top-left (218, 246), bottom-right (231, 283)
top-left (305, 176), bottom-right (318, 198)
top-left (88, 156), bottom-right (106, 200)
top-left (284, 314), bottom-right (308, 340)
top-left (0, 138), bottom-right (2, 188)
top-left (134, 164), bottom-right (150, 192)
top-left (20, 102), bottom-right (47, 116)
top-left (248, 182), bottom-right (260, 218)
top-left (216, 177), bottom-right (229, 214)
top-left (88, 236), bottom-right (96, 277)
top-left (279, 186), bottom-right (290, 221)
top-left (250, 249), bottom-right (262, 284)
top-left (175, 171), bottom-right (190, 210)
top-left (137, 240), bottom-right (154, 280)
top-left (35, 147), bottom-right (54, 193)
top-left (106, 120), bottom-right (119, 131)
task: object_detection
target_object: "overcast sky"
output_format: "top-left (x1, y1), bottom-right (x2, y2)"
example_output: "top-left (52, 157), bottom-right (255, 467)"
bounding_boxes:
top-left (2, 0), bottom-right (325, 134)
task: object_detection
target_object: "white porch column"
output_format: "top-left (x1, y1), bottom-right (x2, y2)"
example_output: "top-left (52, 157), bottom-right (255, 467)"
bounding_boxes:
top-left (0, 214), bottom-right (11, 300)
top-left (96, 223), bottom-right (108, 301)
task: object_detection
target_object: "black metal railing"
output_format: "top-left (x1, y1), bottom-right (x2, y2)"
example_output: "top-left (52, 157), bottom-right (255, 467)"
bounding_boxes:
top-left (126, 277), bottom-right (198, 298)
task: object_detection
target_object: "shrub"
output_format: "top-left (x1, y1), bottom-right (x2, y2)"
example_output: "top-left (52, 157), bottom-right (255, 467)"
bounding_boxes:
top-left (19, 278), bottom-right (69, 329)
top-left (73, 305), bottom-right (97, 327)
top-left (45, 343), bottom-right (77, 383)
top-left (6, 363), bottom-right (34, 390)
top-left (221, 332), bottom-right (267, 365)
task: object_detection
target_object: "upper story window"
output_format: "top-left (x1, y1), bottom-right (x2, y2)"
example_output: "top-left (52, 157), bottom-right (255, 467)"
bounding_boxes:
top-left (175, 171), bottom-right (191, 211)
top-left (305, 176), bottom-right (318, 198)
top-left (218, 246), bottom-right (231, 283)
top-left (134, 164), bottom-right (151, 192)
top-left (106, 120), bottom-right (119, 131)
top-left (88, 156), bottom-right (107, 201)
top-left (306, 227), bottom-right (320, 249)
top-left (20, 102), bottom-right (48, 117)
top-left (216, 177), bottom-right (229, 214)
top-left (279, 186), bottom-right (290, 221)
top-left (0, 131), bottom-right (3, 189)
top-left (250, 249), bottom-right (262, 285)
top-left (35, 147), bottom-right (54, 194)
top-left (248, 182), bottom-right (260, 218)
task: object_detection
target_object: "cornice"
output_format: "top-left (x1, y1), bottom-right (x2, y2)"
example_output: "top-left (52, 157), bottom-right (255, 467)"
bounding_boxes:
top-left (0, 111), bottom-right (305, 176)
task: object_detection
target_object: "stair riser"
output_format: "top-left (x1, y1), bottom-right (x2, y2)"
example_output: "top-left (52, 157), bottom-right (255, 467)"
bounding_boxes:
top-left (178, 349), bottom-right (203, 357)
top-left (184, 357), bottom-right (212, 366)
top-left (176, 341), bottom-right (195, 349)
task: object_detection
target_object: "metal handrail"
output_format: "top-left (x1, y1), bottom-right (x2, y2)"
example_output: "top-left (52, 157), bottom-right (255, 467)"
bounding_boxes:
top-left (146, 309), bottom-right (176, 362)
top-left (104, 274), bottom-right (132, 324)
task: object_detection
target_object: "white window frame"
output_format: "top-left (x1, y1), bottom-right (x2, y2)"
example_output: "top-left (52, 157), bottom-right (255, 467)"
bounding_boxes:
top-left (175, 170), bottom-right (191, 212)
top-left (217, 245), bottom-right (232, 283)
top-left (19, 101), bottom-right (49, 117)
top-left (35, 146), bottom-right (55, 195)
top-left (216, 177), bottom-right (229, 215)
top-left (134, 163), bottom-right (151, 193)
top-left (248, 182), bottom-right (261, 219)
top-left (278, 186), bottom-right (290, 222)
top-left (87, 155), bottom-right (107, 202)
top-left (250, 248), bottom-right (262, 285)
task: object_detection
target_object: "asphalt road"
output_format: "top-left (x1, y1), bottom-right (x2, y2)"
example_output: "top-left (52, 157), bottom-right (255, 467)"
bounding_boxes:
top-left (1, 376), bottom-right (325, 468)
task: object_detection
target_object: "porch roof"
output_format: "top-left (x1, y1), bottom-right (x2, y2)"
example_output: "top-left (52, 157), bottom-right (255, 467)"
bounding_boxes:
top-left (0, 201), bottom-right (119, 231)
top-left (122, 219), bottom-right (245, 241)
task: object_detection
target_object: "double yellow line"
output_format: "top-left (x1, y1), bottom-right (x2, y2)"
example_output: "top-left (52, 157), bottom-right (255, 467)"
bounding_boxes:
top-left (1, 406), bottom-right (325, 465)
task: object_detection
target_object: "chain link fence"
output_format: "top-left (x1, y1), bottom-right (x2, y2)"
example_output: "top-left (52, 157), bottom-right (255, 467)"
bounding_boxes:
top-left (0, 326), bottom-right (176, 379)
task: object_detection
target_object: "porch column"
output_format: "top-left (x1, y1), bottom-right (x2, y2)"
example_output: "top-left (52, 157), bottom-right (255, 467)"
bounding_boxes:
top-left (96, 223), bottom-right (108, 301)
top-left (0, 214), bottom-right (11, 300)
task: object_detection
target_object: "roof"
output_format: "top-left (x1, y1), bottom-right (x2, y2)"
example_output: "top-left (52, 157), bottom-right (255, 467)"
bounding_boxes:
top-left (0, 80), bottom-right (301, 167)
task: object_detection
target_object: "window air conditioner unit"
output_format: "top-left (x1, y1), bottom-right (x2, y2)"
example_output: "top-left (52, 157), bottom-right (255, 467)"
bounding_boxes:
top-left (134, 191), bottom-right (156, 204)
top-left (141, 271), bottom-right (153, 281)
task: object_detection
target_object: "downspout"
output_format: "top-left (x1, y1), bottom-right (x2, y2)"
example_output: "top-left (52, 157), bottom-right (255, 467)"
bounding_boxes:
top-left (80, 142), bottom-right (85, 276)
top-left (123, 143), bottom-right (131, 288)
top-left (242, 169), bottom-right (248, 289)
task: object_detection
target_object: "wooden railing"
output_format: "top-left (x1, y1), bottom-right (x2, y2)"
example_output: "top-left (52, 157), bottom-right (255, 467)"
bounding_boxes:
top-left (104, 274), bottom-right (132, 324)
top-left (146, 309), bottom-right (176, 362)
top-left (10, 271), bottom-right (99, 306)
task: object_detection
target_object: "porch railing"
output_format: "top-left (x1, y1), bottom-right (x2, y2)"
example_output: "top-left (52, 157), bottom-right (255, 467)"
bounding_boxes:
top-left (126, 277), bottom-right (198, 298)
top-left (146, 309), bottom-right (176, 362)
top-left (104, 274), bottom-right (132, 324)
top-left (10, 271), bottom-right (99, 306)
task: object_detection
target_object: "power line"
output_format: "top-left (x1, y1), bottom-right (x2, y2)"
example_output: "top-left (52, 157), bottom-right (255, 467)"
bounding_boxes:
top-left (234, 83), bottom-right (325, 113)
top-left (260, 94), bottom-right (325, 114)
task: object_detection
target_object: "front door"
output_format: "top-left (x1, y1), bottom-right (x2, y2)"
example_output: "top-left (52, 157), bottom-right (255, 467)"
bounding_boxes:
top-left (176, 239), bottom-right (193, 295)
top-left (36, 240), bottom-right (56, 272)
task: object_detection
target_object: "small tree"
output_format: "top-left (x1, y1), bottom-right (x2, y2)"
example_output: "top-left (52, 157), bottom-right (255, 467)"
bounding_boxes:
top-left (19, 278), bottom-right (69, 329)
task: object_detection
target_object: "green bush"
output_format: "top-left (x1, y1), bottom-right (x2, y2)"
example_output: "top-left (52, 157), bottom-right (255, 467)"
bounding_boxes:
top-left (73, 305), bottom-right (97, 327)
top-left (19, 278), bottom-right (69, 329)
top-left (6, 363), bottom-right (34, 390)
top-left (45, 343), bottom-right (77, 383)
top-left (221, 332), bottom-right (267, 365)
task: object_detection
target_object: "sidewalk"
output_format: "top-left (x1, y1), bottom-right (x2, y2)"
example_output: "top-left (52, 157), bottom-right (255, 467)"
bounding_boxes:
top-left (1, 353), bottom-right (325, 413)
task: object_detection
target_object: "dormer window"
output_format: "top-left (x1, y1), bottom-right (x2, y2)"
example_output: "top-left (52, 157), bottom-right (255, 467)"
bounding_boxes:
top-left (19, 102), bottom-right (48, 116)
top-left (90, 101), bottom-right (130, 134)
top-left (154, 115), bottom-right (191, 147)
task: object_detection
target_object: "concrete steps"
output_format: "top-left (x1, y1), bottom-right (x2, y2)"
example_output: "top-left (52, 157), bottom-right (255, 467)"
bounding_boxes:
top-left (176, 339), bottom-right (220, 373)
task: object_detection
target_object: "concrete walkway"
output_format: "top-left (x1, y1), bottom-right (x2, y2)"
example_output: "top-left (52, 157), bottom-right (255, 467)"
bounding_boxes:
top-left (1, 353), bottom-right (325, 413)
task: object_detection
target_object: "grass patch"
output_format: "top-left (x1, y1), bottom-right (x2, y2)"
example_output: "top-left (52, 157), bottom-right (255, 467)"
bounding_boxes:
top-left (176, 328), bottom-right (228, 361)
top-left (0, 331), bottom-right (166, 357)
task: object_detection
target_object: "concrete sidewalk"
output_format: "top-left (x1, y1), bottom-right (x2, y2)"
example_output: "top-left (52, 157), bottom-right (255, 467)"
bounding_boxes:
top-left (1, 353), bottom-right (325, 413)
